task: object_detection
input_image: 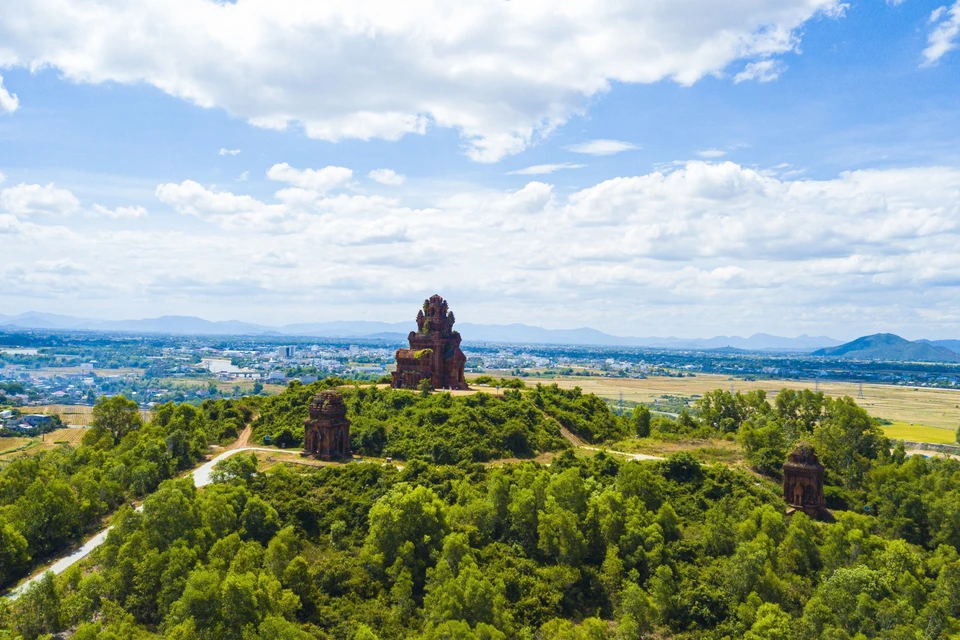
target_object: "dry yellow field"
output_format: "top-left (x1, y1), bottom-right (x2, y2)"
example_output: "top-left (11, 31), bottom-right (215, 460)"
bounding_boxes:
top-left (43, 427), bottom-right (90, 447)
top-left (30, 404), bottom-right (151, 426)
top-left (32, 404), bottom-right (96, 426)
top-left (544, 375), bottom-right (960, 442)
top-left (0, 437), bottom-right (33, 453)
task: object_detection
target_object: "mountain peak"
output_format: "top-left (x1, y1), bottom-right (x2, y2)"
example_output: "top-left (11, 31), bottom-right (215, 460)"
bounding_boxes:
top-left (813, 333), bottom-right (960, 362)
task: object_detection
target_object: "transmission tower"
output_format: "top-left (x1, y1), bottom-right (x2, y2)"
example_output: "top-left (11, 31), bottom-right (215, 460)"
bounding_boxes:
top-left (815, 378), bottom-right (819, 393)
top-left (618, 392), bottom-right (624, 417)
top-left (858, 382), bottom-right (865, 399)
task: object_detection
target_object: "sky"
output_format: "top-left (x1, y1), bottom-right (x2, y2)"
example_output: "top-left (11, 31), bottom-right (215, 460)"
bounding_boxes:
top-left (1, 0), bottom-right (959, 341)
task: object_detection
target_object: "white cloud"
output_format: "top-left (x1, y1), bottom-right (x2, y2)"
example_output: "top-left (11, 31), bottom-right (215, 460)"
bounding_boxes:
top-left (156, 180), bottom-right (294, 230)
top-left (566, 140), bottom-right (640, 156)
top-left (6, 160), bottom-right (960, 337)
top-left (266, 163), bottom-right (352, 193)
top-left (254, 250), bottom-right (299, 268)
top-left (0, 0), bottom-right (844, 161)
top-left (733, 59), bottom-right (786, 83)
top-left (0, 75), bottom-right (18, 114)
top-left (0, 183), bottom-right (80, 216)
top-left (368, 169), bottom-right (406, 186)
top-left (0, 171), bottom-right (7, 184)
top-left (507, 163), bottom-right (586, 175)
top-left (219, 148), bottom-right (241, 156)
top-left (923, 2), bottom-right (960, 65)
top-left (92, 204), bottom-right (149, 219)
top-left (237, 171), bottom-right (249, 182)
top-left (696, 149), bottom-right (727, 158)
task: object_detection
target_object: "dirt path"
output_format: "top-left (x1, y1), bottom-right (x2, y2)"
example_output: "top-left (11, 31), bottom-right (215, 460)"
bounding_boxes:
top-left (228, 424), bottom-right (252, 450)
top-left (580, 445), bottom-right (663, 462)
top-left (559, 426), bottom-right (586, 448)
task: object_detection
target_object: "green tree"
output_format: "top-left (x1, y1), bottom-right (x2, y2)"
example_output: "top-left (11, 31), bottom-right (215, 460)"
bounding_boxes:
top-left (212, 452), bottom-right (258, 484)
top-left (632, 405), bottom-right (651, 438)
top-left (87, 394), bottom-right (143, 445)
top-left (11, 572), bottom-right (61, 640)
top-left (812, 396), bottom-right (887, 488)
top-left (362, 483), bottom-right (448, 591)
top-left (0, 515), bottom-right (30, 586)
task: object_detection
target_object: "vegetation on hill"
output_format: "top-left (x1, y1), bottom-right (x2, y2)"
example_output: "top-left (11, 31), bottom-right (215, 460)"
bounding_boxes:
top-left (5, 377), bottom-right (960, 638)
top-left (6, 442), bottom-right (960, 639)
top-left (0, 395), bottom-right (249, 591)
top-left (812, 333), bottom-right (960, 363)
top-left (252, 380), bottom-right (568, 464)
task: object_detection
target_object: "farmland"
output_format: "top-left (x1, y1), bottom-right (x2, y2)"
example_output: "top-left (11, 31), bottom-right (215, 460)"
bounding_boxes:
top-left (544, 373), bottom-right (960, 444)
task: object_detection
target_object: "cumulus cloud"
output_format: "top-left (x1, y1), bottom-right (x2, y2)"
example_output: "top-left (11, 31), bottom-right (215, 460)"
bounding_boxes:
top-left (0, 0), bottom-right (845, 161)
top-left (924, 2), bottom-right (960, 64)
top-left (566, 140), bottom-right (640, 156)
top-left (368, 169), bottom-right (406, 186)
top-left (6, 160), bottom-right (960, 336)
top-left (267, 163), bottom-right (352, 193)
top-left (218, 148), bottom-right (241, 156)
top-left (0, 183), bottom-right (80, 216)
top-left (507, 163), bottom-right (586, 176)
top-left (156, 180), bottom-right (294, 230)
top-left (734, 59), bottom-right (786, 83)
top-left (92, 204), bottom-right (149, 219)
top-left (0, 75), bottom-right (18, 114)
top-left (0, 171), bottom-right (6, 184)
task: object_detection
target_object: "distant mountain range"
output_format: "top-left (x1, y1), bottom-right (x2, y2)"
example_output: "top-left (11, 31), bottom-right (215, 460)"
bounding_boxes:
top-left (0, 311), bottom-right (847, 351)
top-left (812, 333), bottom-right (960, 362)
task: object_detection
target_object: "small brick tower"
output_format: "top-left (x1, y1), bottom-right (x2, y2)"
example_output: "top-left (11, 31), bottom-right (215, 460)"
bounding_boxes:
top-left (302, 390), bottom-right (351, 460)
top-left (783, 442), bottom-right (829, 519)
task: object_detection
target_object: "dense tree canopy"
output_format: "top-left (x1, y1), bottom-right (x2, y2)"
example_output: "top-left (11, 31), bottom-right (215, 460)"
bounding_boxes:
top-left (253, 381), bottom-right (569, 464)
top-left (0, 397), bottom-right (250, 591)
top-left (4, 378), bottom-right (960, 639)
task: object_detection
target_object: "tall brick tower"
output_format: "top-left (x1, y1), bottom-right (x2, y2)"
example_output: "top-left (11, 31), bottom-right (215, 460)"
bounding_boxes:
top-left (391, 294), bottom-right (468, 390)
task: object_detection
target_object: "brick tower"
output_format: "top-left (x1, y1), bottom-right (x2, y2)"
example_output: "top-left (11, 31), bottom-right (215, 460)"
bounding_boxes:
top-left (783, 442), bottom-right (829, 519)
top-left (391, 294), bottom-right (468, 390)
top-left (302, 390), bottom-right (351, 460)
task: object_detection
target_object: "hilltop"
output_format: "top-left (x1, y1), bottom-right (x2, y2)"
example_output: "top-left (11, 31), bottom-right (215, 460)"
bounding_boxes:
top-left (813, 333), bottom-right (960, 362)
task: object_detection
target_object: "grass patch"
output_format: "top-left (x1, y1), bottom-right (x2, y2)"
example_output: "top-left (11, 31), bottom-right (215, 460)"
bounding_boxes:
top-left (608, 437), bottom-right (744, 465)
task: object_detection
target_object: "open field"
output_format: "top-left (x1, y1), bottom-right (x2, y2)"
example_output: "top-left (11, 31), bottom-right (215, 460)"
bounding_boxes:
top-left (881, 421), bottom-right (957, 445)
top-left (29, 404), bottom-right (150, 426)
top-left (0, 437), bottom-right (33, 453)
top-left (32, 404), bottom-right (95, 426)
top-left (44, 427), bottom-right (89, 447)
top-left (607, 437), bottom-right (744, 466)
top-left (542, 374), bottom-right (960, 443)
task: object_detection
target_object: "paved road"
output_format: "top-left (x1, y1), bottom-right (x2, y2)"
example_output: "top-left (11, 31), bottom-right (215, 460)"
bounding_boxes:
top-left (6, 446), bottom-right (278, 600)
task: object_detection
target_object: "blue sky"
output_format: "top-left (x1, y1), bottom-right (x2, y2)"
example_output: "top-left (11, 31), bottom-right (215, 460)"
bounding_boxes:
top-left (1, 0), bottom-right (959, 339)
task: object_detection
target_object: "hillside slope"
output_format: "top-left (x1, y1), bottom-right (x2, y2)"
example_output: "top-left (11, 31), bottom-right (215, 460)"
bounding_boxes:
top-left (813, 333), bottom-right (960, 362)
